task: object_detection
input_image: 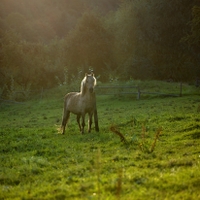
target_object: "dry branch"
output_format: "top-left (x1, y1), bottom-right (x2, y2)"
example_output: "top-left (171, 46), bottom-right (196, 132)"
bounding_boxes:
top-left (110, 125), bottom-right (127, 144)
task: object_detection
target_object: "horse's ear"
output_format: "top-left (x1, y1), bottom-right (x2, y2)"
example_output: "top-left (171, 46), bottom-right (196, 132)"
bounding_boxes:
top-left (85, 73), bottom-right (88, 77)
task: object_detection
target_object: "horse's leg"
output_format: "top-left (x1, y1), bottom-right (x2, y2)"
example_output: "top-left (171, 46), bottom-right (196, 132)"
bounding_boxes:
top-left (94, 108), bottom-right (99, 132)
top-left (81, 114), bottom-right (85, 134)
top-left (76, 114), bottom-right (81, 132)
top-left (61, 110), bottom-right (70, 134)
top-left (88, 112), bottom-right (93, 133)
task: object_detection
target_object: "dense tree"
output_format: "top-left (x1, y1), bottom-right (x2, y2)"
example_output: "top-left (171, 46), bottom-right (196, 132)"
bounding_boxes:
top-left (0, 31), bottom-right (65, 100)
top-left (64, 11), bottom-right (114, 78)
top-left (182, 5), bottom-right (200, 78)
top-left (0, 0), bottom-right (199, 100)
top-left (106, 0), bottom-right (199, 81)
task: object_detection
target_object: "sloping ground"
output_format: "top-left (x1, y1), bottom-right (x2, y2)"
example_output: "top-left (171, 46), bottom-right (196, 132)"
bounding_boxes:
top-left (0, 83), bottom-right (200, 199)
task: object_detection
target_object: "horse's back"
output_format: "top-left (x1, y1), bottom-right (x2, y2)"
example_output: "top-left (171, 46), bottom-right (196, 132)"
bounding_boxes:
top-left (64, 92), bottom-right (82, 114)
top-left (64, 92), bottom-right (78, 99)
top-left (64, 91), bottom-right (96, 115)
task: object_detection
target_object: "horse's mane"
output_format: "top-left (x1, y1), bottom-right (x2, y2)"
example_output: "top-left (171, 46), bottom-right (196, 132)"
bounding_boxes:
top-left (80, 73), bottom-right (96, 95)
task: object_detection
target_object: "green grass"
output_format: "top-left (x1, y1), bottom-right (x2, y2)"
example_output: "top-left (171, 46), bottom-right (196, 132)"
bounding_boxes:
top-left (0, 81), bottom-right (200, 199)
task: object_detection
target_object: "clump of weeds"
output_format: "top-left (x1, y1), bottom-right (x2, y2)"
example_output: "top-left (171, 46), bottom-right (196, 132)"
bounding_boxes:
top-left (110, 124), bottom-right (162, 153)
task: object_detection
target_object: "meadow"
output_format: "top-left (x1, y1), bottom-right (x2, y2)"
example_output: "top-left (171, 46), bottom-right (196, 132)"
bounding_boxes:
top-left (0, 81), bottom-right (200, 200)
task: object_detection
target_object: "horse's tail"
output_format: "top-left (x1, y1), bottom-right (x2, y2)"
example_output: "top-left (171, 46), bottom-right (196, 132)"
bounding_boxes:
top-left (61, 95), bottom-right (69, 134)
top-left (94, 101), bottom-right (99, 132)
top-left (94, 108), bottom-right (99, 132)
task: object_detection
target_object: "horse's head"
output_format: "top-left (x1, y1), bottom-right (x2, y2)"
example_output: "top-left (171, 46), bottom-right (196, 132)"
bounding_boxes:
top-left (85, 73), bottom-right (96, 93)
top-left (81, 73), bottom-right (96, 94)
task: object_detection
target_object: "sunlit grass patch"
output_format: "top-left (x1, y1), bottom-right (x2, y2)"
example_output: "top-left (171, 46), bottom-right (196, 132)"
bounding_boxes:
top-left (0, 83), bottom-right (200, 199)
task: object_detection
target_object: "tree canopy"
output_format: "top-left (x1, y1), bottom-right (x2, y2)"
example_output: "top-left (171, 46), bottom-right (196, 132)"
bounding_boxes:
top-left (0, 0), bottom-right (199, 99)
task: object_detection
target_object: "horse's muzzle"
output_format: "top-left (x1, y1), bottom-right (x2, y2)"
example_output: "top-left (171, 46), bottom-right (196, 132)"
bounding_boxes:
top-left (89, 88), bottom-right (94, 93)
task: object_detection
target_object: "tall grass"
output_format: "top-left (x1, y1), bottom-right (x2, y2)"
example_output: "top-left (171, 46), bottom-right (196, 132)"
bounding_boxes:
top-left (0, 81), bottom-right (200, 199)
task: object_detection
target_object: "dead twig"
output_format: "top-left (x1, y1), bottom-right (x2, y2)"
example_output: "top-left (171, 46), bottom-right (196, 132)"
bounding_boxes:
top-left (110, 125), bottom-right (127, 144)
top-left (150, 127), bottom-right (162, 153)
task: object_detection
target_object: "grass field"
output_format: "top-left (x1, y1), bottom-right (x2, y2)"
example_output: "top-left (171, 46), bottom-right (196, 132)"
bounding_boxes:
top-left (0, 81), bottom-right (200, 200)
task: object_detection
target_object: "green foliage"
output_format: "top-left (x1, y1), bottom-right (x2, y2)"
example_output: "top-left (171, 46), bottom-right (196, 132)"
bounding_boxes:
top-left (64, 11), bottom-right (114, 76)
top-left (0, 31), bottom-right (66, 96)
top-left (0, 0), bottom-right (200, 98)
top-left (181, 5), bottom-right (200, 76)
top-left (0, 82), bottom-right (200, 199)
top-left (2, 75), bottom-right (31, 101)
top-left (107, 0), bottom-right (198, 81)
top-left (183, 6), bottom-right (200, 47)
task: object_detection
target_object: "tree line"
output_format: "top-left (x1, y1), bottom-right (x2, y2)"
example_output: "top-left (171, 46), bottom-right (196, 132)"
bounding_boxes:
top-left (0, 0), bottom-right (199, 99)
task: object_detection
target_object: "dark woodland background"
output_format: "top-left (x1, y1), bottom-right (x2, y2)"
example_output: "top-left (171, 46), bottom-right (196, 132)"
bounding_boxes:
top-left (0, 0), bottom-right (200, 96)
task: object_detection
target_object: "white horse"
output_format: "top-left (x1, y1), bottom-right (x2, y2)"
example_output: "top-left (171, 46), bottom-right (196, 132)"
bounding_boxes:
top-left (61, 73), bottom-right (99, 134)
